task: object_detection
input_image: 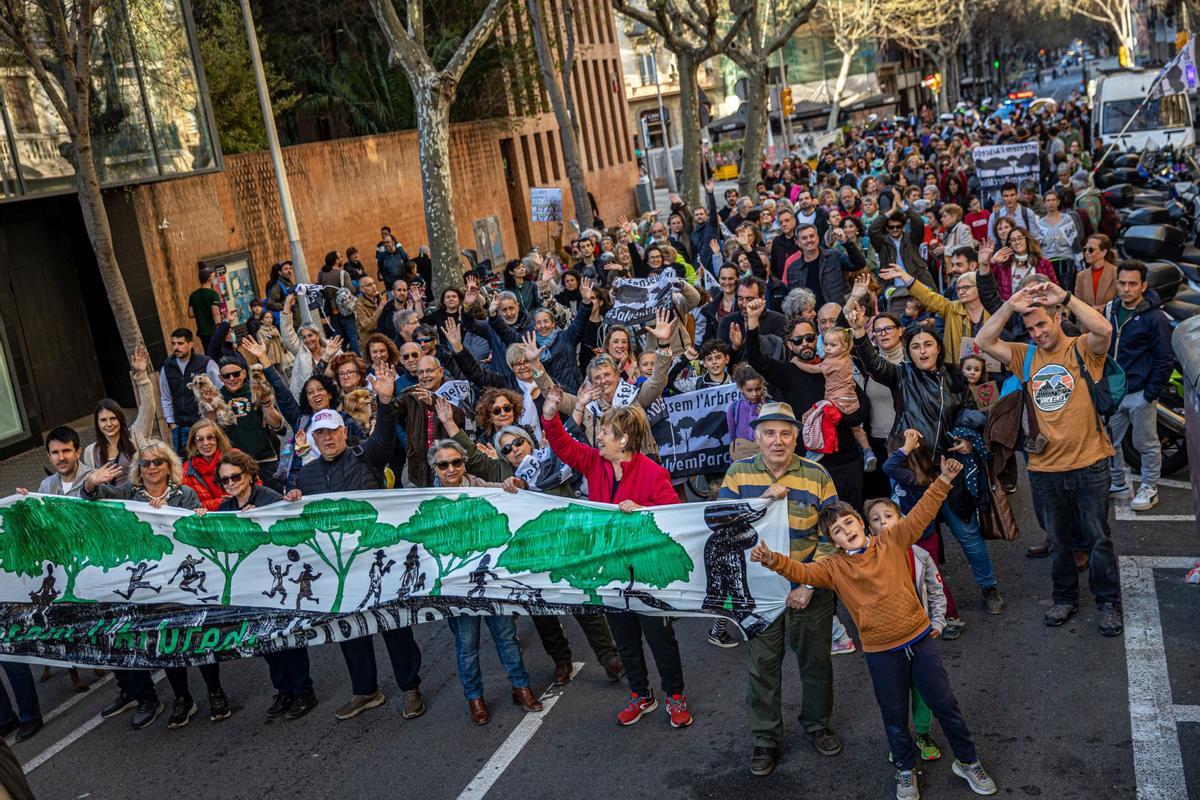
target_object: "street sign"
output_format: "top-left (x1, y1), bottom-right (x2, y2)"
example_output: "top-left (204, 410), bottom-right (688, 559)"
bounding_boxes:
top-left (531, 187), bottom-right (563, 222)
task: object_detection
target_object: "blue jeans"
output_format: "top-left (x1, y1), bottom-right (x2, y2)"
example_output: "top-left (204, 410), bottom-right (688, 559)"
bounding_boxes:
top-left (0, 662), bottom-right (39, 724)
top-left (1028, 461), bottom-right (1120, 606)
top-left (941, 505), bottom-right (997, 590)
top-left (171, 424), bottom-right (191, 457)
top-left (329, 314), bottom-right (361, 356)
top-left (447, 615), bottom-right (530, 700)
top-left (864, 634), bottom-right (977, 771)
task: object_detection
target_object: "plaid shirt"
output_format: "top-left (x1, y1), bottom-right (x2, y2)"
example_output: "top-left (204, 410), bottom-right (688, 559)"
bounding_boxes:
top-left (719, 454), bottom-right (840, 583)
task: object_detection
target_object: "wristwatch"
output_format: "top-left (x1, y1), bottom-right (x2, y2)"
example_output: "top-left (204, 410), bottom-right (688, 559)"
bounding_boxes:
top-left (1062, 290), bottom-right (1074, 305)
top-left (532, 368), bottom-right (545, 379)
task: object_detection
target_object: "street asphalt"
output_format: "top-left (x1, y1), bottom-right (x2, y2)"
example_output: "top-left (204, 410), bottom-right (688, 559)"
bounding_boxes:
top-left (13, 461), bottom-right (1198, 800)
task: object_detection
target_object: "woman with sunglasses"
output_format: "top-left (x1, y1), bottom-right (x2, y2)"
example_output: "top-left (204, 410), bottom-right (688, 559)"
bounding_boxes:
top-left (1073, 233), bottom-right (1118, 310)
top-left (213, 451), bottom-right (315, 722)
top-left (82, 346), bottom-right (156, 480)
top-left (83, 441), bottom-right (235, 730)
top-left (181, 419), bottom-right (233, 511)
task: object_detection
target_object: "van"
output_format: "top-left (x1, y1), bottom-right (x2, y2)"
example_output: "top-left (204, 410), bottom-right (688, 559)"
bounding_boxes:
top-left (1091, 69), bottom-right (1195, 152)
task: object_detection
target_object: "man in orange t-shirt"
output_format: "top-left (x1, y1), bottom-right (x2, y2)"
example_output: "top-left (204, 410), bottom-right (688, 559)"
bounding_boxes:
top-left (975, 280), bottom-right (1122, 637)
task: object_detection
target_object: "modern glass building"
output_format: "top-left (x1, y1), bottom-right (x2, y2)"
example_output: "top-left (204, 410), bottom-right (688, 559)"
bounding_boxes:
top-left (0, 0), bottom-right (220, 455)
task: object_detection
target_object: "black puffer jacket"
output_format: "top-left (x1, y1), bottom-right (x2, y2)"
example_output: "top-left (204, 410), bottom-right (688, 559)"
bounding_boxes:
top-left (294, 398), bottom-right (397, 495)
top-left (853, 333), bottom-right (972, 454)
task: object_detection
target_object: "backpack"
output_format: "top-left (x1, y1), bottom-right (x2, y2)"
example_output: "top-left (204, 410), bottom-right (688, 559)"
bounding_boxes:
top-left (1096, 192), bottom-right (1120, 240)
top-left (1074, 345), bottom-right (1127, 425)
top-left (335, 286), bottom-right (358, 316)
top-left (999, 345), bottom-right (1047, 454)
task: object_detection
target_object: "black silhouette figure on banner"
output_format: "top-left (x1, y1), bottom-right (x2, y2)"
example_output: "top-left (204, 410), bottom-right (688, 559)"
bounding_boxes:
top-left (619, 565), bottom-right (677, 612)
top-left (113, 562), bottom-right (161, 600)
top-left (290, 564), bottom-right (322, 610)
top-left (467, 554), bottom-right (499, 598)
top-left (169, 555), bottom-right (219, 603)
top-left (357, 550), bottom-right (396, 610)
top-left (396, 545), bottom-right (427, 598)
top-left (701, 503), bottom-right (773, 636)
top-left (29, 563), bottom-right (59, 606)
top-left (262, 558), bottom-right (291, 606)
top-left (502, 578), bottom-right (546, 608)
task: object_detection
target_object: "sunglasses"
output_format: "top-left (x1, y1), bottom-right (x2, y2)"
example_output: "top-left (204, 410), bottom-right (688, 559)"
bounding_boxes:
top-left (220, 370), bottom-right (243, 379)
top-left (434, 458), bottom-right (465, 470)
top-left (887, 225), bottom-right (904, 231)
top-left (218, 472), bottom-right (245, 485)
top-left (788, 335), bottom-right (817, 345)
top-left (400, 352), bottom-right (420, 360)
top-left (415, 336), bottom-right (435, 344)
top-left (1084, 246), bottom-right (1101, 253)
top-left (492, 404), bottom-right (514, 414)
top-left (138, 458), bottom-right (167, 469)
top-left (500, 441), bottom-right (527, 456)
top-left (194, 434), bottom-right (217, 443)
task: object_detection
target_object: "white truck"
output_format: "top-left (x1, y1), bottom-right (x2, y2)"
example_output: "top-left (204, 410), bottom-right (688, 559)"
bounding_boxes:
top-left (1091, 69), bottom-right (1195, 152)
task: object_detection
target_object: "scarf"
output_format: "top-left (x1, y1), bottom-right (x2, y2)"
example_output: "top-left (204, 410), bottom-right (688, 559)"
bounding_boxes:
top-left (188, 452), bottom-right (221, 496)
top-left (535, 329), bottom-right (558, 353)
top-left (881, 341), bottom-right (906, 364)
top-left (515, 378), bottom-right (542, 436)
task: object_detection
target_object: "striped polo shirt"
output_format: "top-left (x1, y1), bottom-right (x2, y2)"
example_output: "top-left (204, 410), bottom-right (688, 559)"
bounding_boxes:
top-left (719, 453), bottom-right (841, 570)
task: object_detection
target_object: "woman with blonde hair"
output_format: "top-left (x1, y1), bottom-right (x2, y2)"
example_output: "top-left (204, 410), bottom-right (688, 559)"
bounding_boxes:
top-left (181, 419), bottom-right (233, 511)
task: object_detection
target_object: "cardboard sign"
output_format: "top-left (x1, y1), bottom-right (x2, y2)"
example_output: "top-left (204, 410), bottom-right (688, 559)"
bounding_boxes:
top-left (973, 380), bottom-right (1000, 411)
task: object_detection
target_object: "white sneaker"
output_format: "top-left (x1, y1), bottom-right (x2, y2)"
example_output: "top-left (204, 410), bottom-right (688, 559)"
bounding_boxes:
top-left (952, 759), bottom-right (997, 795)
top-left (1108, 482), bottom-right (1132, 499)
top-left (830, 636), bottom-right (857, 655)
top-left (1130, 484), bottom-right (1159, 512)
top-left (895, 768), bottom-right (920, 799)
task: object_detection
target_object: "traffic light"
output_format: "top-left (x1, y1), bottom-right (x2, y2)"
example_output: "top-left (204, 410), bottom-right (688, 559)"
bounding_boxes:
top-left (993, 59), bottom-right (1001, 69)
top-left (781, 87), bottom-right (794, 118)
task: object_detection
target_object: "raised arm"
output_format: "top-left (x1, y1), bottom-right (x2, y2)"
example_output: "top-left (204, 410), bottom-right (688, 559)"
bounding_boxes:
top-left (849, 301), bottom-right (901, 389)
top-left (361, 366), bottom-right (400, 469)
top-left (889, 460), bottom-right (955, 547)
top-left (541, 388), bottom-right (599, 475)
top-left (127, 346), bottom-right (157, 446)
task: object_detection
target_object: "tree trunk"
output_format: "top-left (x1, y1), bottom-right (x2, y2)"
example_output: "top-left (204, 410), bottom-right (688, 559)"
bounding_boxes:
top-left (414, 79), bottom-right (463, 293)
top-left (826, 48), bottom-right (855, 132)
top-left (72, 132), bottom-right (145, 358)
top-left (526, 0), bottom-right (592, 229)
top-left (737, 66), bottom-right (769, 198)
top-left (945, 47), bottom-right (962, 108)
top-left (936, 55), bottom-right (951, 114)
top-left (674, 52), bottom-right (702, 210)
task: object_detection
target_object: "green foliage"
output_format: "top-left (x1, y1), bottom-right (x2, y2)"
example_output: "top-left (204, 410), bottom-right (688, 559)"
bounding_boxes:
top-left (174, 513), bottom-right (270, 604)
top-left (498, 506), bottom-right (694, 604)
top-left (398, 495), bottom-right (512, 594)
top-left (192, 0), bottom-right (297, 154)
top-left (267, 499), bottom-right (380, 612)
top-left (0, 497), bottom-right (174, 603)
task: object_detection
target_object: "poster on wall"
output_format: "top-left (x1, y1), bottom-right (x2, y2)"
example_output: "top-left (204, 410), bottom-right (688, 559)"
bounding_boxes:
top-left (531, 187), bottom-right (563, 222)
top-left (199, 251), bottom-right (258, 328)
top-left (473, 216), bottom-right (505, 268)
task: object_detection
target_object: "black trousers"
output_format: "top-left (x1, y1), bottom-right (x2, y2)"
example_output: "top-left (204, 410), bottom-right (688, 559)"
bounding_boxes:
top-left (263, 648), bottom-right (313, 696)
top-left (165, 663), bottom-right (222, 699)
top-left (532, 613), bottom-right (620, 666)
top-left (114, 670), bottom-right (157, 702)
top-left (605, 612), bottom-right (683, 697)
top-left (340, 627), bottom-right (421, 696)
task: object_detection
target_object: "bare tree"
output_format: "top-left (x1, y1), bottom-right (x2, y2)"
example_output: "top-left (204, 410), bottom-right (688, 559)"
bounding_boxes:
top-left (725, 0), bottom-right (817, 197)
top-left (0, 0), bottom-right (145, 358)
top-left (1054, 0), bottom-right (1136, 62)
top-left (925, 0), bottom-right (997, 113)
top-left (816, 0), bottom-right (945, 131)
top-left (612, 0), bottom-right (750, 209)
top-left (526, 0), bottom-right (592, 229)
top-left (368, 0), bottom-right (510, 292)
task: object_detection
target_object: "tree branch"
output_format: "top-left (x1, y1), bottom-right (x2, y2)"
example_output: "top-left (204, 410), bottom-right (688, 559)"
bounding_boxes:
top-left (445, 0), bottom-right (511, 82)
top-left (366, 0), bottom-right (432, 78)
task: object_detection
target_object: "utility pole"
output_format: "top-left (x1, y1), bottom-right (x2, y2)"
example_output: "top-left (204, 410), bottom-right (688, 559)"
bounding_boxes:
top-left (652, 47), bottom-right (678, 194)
top-left (239, 0), bottom-right (308, 281)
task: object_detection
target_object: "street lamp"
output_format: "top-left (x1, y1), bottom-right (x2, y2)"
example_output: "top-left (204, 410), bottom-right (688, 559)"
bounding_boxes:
top-left (650, 47), bottom-right (677, 194)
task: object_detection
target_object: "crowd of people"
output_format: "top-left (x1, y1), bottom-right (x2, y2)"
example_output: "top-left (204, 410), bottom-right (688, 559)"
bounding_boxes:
top-left (6, 93), bottom-right (1177, 800)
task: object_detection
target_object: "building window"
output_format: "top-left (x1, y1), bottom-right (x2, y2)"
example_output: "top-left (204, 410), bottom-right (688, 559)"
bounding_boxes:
top-left (638, 52), bottom-right (659, 86)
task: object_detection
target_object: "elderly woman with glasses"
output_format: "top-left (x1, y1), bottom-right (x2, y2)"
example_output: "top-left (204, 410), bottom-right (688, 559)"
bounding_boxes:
top-left (425, 438), bottom-right (544, 725)
top-left (83, 441), bottom-right (235, 731)
top-left (181, 419), bottom-right (233, 510)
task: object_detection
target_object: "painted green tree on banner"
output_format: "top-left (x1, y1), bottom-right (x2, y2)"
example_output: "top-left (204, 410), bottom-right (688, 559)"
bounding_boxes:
top-left (396, 495), bottom-right (512, 595)
top-left (174, 514), bottom-right (270, 604)
top-left (0, 497), bottom-right (174, 603)
top-left (267, 499), bottom-right (392, 612)
top-left (498, 506), bottom-right (694, 604)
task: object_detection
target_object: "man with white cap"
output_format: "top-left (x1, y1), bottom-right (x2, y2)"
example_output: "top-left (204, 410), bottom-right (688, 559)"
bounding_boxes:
top-left (718, 401), bottom-right (843, 777)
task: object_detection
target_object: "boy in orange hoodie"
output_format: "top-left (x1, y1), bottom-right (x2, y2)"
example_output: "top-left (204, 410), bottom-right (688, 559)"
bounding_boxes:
top-left (751, 456), bottom-right (997, 800)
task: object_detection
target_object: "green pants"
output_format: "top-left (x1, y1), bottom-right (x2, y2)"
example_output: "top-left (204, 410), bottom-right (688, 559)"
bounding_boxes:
top-left (912, 688), bottom-right (931, 735)
top-left (746, 589), bottom-right (835, 747)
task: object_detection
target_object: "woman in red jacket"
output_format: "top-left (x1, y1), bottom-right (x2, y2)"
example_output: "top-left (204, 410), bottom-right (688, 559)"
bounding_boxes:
top-left (541, 386), bottom-right (691, 729)
top-left (181, 420), bottom-right (231, 511)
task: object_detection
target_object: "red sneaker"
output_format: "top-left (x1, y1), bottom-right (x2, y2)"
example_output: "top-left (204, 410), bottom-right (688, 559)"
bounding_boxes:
top-left (665, 694), bottom-right (692, 728)
top-left (616, 692), bottom-right (658, 726)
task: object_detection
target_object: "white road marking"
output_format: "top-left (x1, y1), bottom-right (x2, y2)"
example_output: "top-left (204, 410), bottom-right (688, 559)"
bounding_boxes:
top-left (1114, 506), bottom-right (1195, 522)
top-left (457, 661), bottom-right (584, 800)
top-left (41, 674), bottom-right (113, 726)
top-left (1119, 556), bottom-right (1195, 800)
top-left (22, 670), bottom-right (165, 774)
top-left (1156, 478), bottom-right (1191, 490)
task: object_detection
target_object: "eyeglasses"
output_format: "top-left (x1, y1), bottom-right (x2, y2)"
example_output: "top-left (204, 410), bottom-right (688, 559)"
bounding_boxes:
top-left (218, 472), bottom-right (245, 485)
top-left (491, 404), bottom-right (514, 414)
top-left (194, 434), bottom-right (216, 443)
top-left (434, 458), bottom-right (465, 470)
top-left (337, 369), bottom-right (361, 379)
top-left (138, 458), bottom-right (167, 469)
top-left (872, 324), bottom-right (899, 335)
top-left (415, 336), bottom-right (435, 344)
top-left (788, 335), bottom-right (817, 345)
top-left (500, 441), bottom-right (527, 456)
top-left (219, 370), bottom-right (243, 379)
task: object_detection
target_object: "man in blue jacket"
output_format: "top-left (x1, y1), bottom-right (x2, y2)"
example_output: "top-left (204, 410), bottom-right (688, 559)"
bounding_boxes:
top-left (1105, 261), bottom-right (1174, 511)
top-left (690, 179), bottom-right (722, 277)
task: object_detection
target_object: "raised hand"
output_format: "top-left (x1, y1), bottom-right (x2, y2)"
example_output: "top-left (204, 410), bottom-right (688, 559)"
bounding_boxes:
top-left (709, 238), bottom-right (721, 254)
top-left (1007, 286), bottom-right (1038, 314)
top-left (617, 214), bottom-right (631, 233)
top-left (373, 362), bottom-right (397, 403)
top-left (322, 335), bottom-right (343, 362)
top-left (542, 385), bottom-right (563, 419)
top-left (540, 260), bottom-right (557, 284)
top-left (1030, 280), bottom-right (1068, 305)
top-left (851, 273), bottom-right (871, 299)
top-left (728, 322), bottom-right (744, 350)
top-left (977, 239), bottom-right (995, 273)
top-left (580, 277), bottom-right (595, 304)
top-left (442, 317), bottom-right (463, 352)
top-left (521, 331), bottom-right (544, 365)
top-left (704, 178), bottom-right (715, 194)
top-left (647, 307), bottom-right (677, 344)
top-left (844, 304), bottom-right (867, 335)
top-left (901, 428), bottom-right (922, 452)
top-left (434, 395), bottom-right (455, 425)
top-left (938, 455), bottom-right (964, 484)
top-left (743, 297), bottom-right (765, 322)
top-left (240, 336), bottom-right (267, 361)
top-left (463, 275), bottom-right (481, 306)
top-left (749, 539), bottom-right (773, 564)
top-left (879, 263), bottom-right (909, 283)
top-left (130, 344), bottom-right (150, 374)
top-left (576, 381), bottom-right (599, 406)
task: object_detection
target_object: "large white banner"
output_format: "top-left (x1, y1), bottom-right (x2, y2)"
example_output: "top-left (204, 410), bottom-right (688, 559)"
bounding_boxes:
top-left (0, 490), bottom-right (789, 667)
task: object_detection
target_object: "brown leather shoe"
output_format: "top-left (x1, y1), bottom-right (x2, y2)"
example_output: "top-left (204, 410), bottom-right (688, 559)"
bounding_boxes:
top-left (402, 688), bottom-right (425, 719)
top-left (511, 686), bottom-right (544, 712)
top-left (1074, 549), bottom-right (1089, 572)
top-left (552, 663), bottom-right (572, 686)
top-left (468, 698), bottom-right (490, 725)
top-left (604, 656), bottom-right (626, 682)
top-left (1025, 543), bottom-right (1050, 558)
